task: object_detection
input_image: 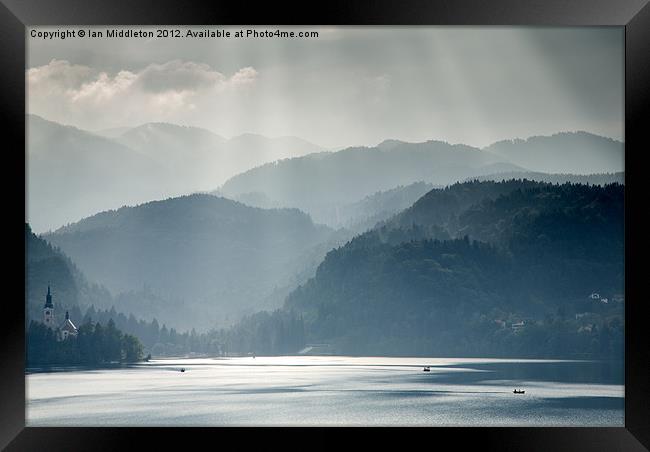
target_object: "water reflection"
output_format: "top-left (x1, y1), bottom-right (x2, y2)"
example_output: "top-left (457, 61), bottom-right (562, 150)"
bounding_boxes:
top-left (26, 356), bottom-right (624, 426)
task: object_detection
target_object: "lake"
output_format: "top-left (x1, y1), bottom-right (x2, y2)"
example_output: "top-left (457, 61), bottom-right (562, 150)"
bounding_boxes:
top-left (26, 356), bottom-right (624, 426)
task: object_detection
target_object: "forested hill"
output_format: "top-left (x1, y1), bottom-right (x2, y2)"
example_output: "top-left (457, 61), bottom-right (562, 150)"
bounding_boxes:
top-left (389, 179), bottom-right (624, 255)
top-left (26, 223), bottom-right (79, 321)
top-left (285, 180), bottom-right (624, 358)
top-left (384, 179), bottom-right (547, 241)
top-left (25, 223), bottom-right (112, 324)
top-left (45, 194), bottom-right (338, 330)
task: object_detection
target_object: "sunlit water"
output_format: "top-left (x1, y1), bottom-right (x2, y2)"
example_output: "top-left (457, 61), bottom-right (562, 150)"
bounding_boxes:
top-left (26, 356), bottom-right (624, 426)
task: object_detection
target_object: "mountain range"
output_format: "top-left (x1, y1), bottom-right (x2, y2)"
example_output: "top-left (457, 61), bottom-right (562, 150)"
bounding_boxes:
top-left (27, 115), bottom-right (625, 347)
top-left (28, 114), bottom-right (624, 235)
top-left (27, 115), bottom-right (325, 233)
top-left (218, 140), bottom-right (522, 226)
top-left (218, 133), bottom-right (623, 228)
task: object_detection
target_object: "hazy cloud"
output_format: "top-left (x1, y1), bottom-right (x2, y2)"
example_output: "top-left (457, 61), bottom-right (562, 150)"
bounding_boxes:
top-left (28, 59), bottom-right (258, 127)
top-left (135, 60), bottom-right (226, 93)
top-left (228, 66), bottom-right (258, 87)
top-left (28, 59), bottom-right (94, 92)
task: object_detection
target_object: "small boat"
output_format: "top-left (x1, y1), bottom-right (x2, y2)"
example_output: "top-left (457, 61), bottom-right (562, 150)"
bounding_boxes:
top-left (513, 389), bottom-right (525, 394)
top-left (423, 366), bottom-right (431, 372)
top-left (180, 368), bottom-right (185, 373)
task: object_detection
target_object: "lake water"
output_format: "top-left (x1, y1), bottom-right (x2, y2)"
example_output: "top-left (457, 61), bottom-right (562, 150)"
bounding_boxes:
top-left (26, 356), bottom-right (624, 426)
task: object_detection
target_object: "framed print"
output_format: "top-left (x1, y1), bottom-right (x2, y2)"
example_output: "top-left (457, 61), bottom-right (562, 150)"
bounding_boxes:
top-left (1, 0), bottom-right (649, 449)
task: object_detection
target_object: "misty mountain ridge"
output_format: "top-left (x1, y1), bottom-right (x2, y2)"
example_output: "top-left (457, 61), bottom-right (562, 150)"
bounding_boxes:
top-left (118, 122), bottom-right (226, 150)
top-left (94, 126), bottom-right (132, 138)
top-left (220, 140), bottom-right (517, 194)
top-left (219, 131), bottom-right (622, 229)
top-left (115, 122), bottom-right (323, 175)
top-left (484, 131), bottom-right (623, 174)
top-left (333, 181), bottom-right (441, 233)
top-left (27, 115), bottom-right (174, 234)
top-left (123, 121), bottom-right (227, 139)
top-left (44, 193), bottom-right (341, 331)
top-left (50, 193), bottom-right (327, 237)
top-left (29, 113), bottom-right (622, 233)
top-left (218, 139), bottom-right (524, 227)
top-left (27, 115), bottom-right (326, 233)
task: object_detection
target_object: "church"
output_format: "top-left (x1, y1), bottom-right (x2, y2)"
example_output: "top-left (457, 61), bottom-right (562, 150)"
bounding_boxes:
top-left (43, 285), bottom-right (78, 340)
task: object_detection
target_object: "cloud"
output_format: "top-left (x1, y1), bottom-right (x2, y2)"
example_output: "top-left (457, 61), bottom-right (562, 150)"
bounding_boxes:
top-left (229, 66), bottom-right (258, 87)
top-left (135, 60), bottom-right (227, 93)
top-left (70, 70), bottom-right (137, 103)
top-left (27, 59), bottom-right (258, 127)
top-left (27, 59), bottom-right (94, 93)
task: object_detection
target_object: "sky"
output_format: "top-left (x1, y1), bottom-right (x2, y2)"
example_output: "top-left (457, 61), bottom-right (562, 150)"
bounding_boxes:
top-left (27, 26), bottom-right (624, 149)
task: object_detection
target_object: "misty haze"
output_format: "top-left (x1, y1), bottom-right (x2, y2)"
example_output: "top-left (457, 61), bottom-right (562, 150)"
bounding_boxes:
top-left (25, 26), bottom-right (624, 427)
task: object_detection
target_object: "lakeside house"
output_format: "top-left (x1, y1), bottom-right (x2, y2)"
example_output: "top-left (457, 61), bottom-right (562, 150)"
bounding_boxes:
top-left (511, 321), bottom-right (525, 332)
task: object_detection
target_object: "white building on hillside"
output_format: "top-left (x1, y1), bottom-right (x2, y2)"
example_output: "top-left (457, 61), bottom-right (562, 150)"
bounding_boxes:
top-left (60, 311), bottom-right (78, 340)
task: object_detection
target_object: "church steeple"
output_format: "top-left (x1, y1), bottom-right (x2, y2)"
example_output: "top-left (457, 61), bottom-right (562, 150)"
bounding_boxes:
top-left (43, 285), bottom-right (55, 328)
top-left (44, 285), bottom-right (54, 309)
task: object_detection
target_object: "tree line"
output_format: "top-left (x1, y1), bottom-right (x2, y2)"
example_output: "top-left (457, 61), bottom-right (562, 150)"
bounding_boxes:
top-left (65, 305), bottom-right (307, 357)
top-left (27, 318), bottom-right (143, 366)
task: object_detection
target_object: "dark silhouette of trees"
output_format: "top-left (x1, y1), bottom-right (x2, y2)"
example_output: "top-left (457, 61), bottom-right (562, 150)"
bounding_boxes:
top-left (27, 319), bottom-right (144, 366)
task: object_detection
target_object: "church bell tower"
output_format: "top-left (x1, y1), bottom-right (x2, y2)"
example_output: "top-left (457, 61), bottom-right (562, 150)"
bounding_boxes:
top-left (43, 285), bottom-right (55, 328)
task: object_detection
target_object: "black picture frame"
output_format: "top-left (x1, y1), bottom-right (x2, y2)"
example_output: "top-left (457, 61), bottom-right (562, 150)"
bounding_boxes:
top-left (2, 0), bottom-right (648, 449)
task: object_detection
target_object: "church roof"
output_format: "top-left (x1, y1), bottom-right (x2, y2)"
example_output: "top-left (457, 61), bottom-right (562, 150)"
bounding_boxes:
top-left (61, 318), bottom-right (77, 332)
